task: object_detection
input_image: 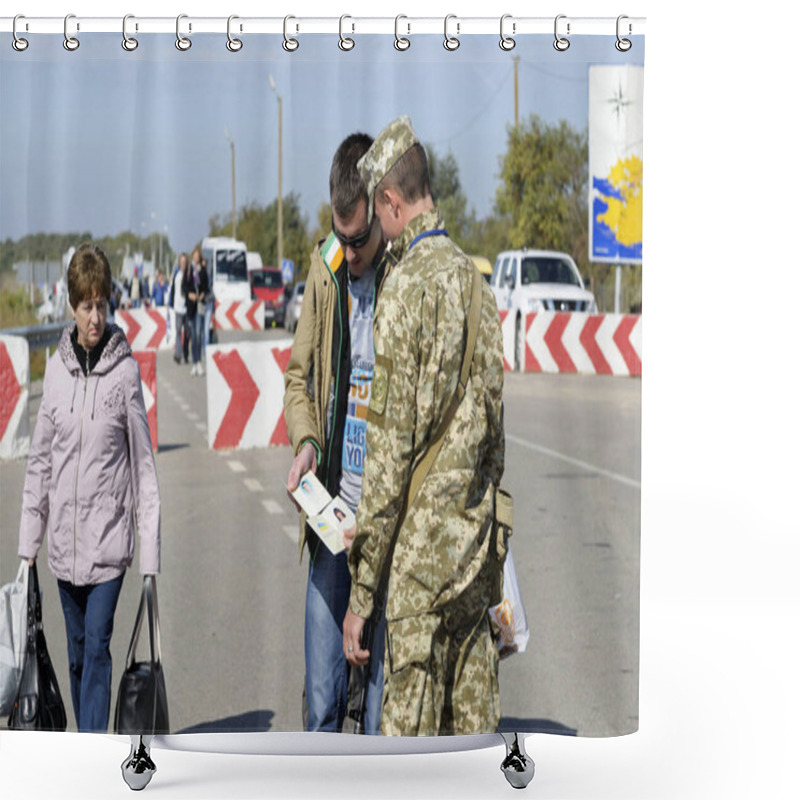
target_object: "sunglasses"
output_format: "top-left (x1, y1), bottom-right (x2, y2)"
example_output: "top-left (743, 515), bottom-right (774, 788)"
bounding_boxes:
top-left (331, 215), bottom-right (375, 250)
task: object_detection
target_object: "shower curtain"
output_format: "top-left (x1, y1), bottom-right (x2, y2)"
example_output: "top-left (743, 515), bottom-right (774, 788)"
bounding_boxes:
top-left (0, 11), bottom-right (644, 790)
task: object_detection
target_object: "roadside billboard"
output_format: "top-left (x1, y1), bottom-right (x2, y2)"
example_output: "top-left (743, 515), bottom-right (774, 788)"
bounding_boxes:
top-left (589, 65), bottom-right (644, 264)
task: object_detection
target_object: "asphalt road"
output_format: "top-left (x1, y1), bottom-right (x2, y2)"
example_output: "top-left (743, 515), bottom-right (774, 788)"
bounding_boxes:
top-left (0, 326), bottom-right (640, 738)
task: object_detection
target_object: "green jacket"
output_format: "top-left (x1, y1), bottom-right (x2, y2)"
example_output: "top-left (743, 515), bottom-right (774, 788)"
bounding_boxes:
top-left (348, 208), bottom-right (505, 623)
top-left (283, 233), bottom-right (387, 558)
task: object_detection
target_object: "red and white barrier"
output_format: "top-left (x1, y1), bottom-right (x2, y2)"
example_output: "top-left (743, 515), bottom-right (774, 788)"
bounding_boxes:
top-left (500, 312), bottom-right (642, 376)
top-left (213, 301), bottom-right (265, 331)
top-left (206, 339), bottom-right (292, 451)
top-left (0, 335), bottom-right (30, 460)
top-left (116, 307), bottom-right (173, 351)
top-left (132, 350), bottom-right (158, 453)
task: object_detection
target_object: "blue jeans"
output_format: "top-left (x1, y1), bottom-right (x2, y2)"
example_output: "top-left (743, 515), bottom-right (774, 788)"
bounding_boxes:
top-left (190, 312), bottom-right (203, 364)
top-left (304, 540), bottom-right (385, 734)
top-left (57, 573), bottom-right (125, 732)
top-left (203, 302), bottom-right (214, 357)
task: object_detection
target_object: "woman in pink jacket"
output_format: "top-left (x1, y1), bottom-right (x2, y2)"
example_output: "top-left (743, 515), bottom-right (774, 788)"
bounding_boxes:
top-left (18, 244), bottom-right (161, 732)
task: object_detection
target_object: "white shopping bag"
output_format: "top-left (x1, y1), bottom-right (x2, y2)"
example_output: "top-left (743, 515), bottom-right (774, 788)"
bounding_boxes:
top-left (489, 548), bottom-right (530, 659)
top-left (0, 560), bottom-right (29, 714)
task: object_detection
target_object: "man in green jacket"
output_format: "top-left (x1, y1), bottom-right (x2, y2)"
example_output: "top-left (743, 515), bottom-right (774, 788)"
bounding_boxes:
top-left (284, 133), bottom-right (387, 733)
top-left (343, 116), bottom-right (506, 736)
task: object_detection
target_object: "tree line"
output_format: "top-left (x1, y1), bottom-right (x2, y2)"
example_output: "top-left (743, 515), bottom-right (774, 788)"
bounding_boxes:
top-left (2, 114), bottom-right (641, 314)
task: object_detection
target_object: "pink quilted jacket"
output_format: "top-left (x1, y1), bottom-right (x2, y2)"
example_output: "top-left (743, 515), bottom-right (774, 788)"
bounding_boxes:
top-left (18, 324), bottom-right (161, 586)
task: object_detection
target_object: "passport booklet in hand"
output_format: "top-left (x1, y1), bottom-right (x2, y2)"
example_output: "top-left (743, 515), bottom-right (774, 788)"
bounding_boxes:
top-left (290, 471), bottom-right (356, 555)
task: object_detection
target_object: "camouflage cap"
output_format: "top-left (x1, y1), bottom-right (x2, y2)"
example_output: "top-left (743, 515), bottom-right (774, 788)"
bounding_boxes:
top-left (358, 115), bottom-right (420, 224)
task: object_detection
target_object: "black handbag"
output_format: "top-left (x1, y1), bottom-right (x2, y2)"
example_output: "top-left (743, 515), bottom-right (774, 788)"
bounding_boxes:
top-left (7, 562), bottom-right (67, 731)
top-left (114, 576), bottom-right (169, 735)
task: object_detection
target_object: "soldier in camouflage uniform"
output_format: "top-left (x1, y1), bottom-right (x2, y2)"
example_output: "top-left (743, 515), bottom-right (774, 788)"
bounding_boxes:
top-left (343, 116), bottom-right (506, 736)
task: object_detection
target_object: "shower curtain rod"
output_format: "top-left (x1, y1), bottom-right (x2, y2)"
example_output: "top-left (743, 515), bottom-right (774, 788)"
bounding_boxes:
top-left (1, 15), bottom-right (645, 38)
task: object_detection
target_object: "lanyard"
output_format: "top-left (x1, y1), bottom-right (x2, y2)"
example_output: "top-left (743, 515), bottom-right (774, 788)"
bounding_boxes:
top-left (408, 228), bottom-right (448, 251)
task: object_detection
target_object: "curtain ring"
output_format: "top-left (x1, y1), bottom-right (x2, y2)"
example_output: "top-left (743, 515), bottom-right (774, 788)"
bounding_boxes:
top-left (553, 14), bottom-right (570, 51)
top-left (394, 15), bottom-right (410, 51)
top-left (176, 14), bottom-right (192, 51)
top-left (12, 15), bottom-right (29, 52)
top-left (63, 13), bottom-right (80, 51)
top-left (499, 14), bottom-right (516, 51)
top-left (443, 14), bottom-right (460, 51)
top-left (283, 15), bottom-right (299, 52)
top-left (615, 15), bottom-right (632, 52)
top-left (227, 15), bottom-right (243, 51)
top-left (338, 15), bottom-right (355, 51)
top-left (122, 14), bottom-right (138, 51)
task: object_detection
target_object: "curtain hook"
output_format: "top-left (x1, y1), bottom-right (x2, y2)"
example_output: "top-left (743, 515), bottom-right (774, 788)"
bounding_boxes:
top-left (339, 15), bottom-right (355, 51)
top-left (122, 14), bottom-right (138, 51)
top-left (63, 13), bottom-right (80, 51)
top-left (283, 15), bottom-right (299, 52)
top-left (394, 15), bottom-right (410, 51)
top-left (553, 14), bottom-right (570, 51)
top-left (227, 15), bottom-right (243, 51)
top-left (500, 14), bottom-right (516, 51)
top-left (443, 14), bottom-right (460, 51)
top-left (176, 14), bottom-right (192, 50)
top-left (12, 14), bottom-right (29, 52)
top-left (615, 15), bottom-right (632, 52)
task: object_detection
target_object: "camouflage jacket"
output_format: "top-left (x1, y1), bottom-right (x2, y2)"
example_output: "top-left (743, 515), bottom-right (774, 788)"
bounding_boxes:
top-left (348, 208), bottom-right (505, 623)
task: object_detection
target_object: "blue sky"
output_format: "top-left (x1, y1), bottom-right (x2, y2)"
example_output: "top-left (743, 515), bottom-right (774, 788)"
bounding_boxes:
top-left (0, 32), bottom-right (643, 253)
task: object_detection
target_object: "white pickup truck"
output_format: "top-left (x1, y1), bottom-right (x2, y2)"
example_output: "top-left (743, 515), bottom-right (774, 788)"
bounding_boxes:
top-left (490, 248), bottom-right (597, 370)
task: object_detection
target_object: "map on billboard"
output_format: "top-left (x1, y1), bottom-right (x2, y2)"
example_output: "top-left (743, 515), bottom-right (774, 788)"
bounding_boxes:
top-left (589, 65), bottom-right (644, 264)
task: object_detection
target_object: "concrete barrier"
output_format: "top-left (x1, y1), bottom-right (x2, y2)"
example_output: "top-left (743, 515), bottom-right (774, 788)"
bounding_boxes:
top-left (213, 301), bottom-right (265, 332)
top-left (206, 339), bottom-right (292, 451)
top-left (116, 307), bottom-right (174, 351)
top-left (500, 311), bottom-right (642, 376)
top-left (132, 350), bottom-right (158, 453)
top-left (0, 335), bottom-right (30, 460)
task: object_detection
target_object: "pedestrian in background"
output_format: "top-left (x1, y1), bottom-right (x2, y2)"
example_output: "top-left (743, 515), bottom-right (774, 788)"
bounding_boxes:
top-left (344, 116), bottom-right (506, 736)
top-left (200, 256), bottom-right (214, 355)
top-left (185, 247), bottom-right (205, 376)
top-left (170, 253), bottom-right (189, 364)
top-left (17, 243), bottom-right (161, 732)
top-left (284, 133), bottom-right (387, 734)
top-left (150, 270), bottom-right (168, 307)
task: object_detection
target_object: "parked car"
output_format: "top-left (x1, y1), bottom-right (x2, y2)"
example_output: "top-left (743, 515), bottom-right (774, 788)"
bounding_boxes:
top-left (249, 267), bottom-right (285, 328)
top-left (285, 281), bottom-right (305, 334)
top-left (490, 248), bottom-right (597, 370)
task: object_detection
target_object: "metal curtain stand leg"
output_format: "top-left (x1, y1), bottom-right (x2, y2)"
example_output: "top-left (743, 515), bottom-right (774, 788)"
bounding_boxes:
top-left (500, 732), bottom-right (535, 789)
top-left (121, 735), bottom-right (157, 791)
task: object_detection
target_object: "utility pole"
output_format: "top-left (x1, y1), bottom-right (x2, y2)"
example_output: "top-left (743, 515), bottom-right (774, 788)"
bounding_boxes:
top-left (514, 55), bottom-right (519, 127)
top-left (225, 128), bottom-right (237, 239)
top-left (269, 75), bottom-right (283, 273)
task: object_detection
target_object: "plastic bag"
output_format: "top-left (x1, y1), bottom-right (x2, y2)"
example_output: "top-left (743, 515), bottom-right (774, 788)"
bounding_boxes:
top-left (0, 561), bottom-right (29, 715)
top-left (489, 548), bottom-right (530, 659)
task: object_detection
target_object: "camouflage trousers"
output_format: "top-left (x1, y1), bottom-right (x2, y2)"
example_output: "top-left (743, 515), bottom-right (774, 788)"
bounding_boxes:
top-left (380, 606), bottom-right (500, 736)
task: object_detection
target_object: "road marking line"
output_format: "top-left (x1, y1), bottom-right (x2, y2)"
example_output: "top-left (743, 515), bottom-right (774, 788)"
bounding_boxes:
top-left (195, 422), bottom-right (206, 432)
top-left (227, 460), bottom-right (246, 473)
top-left (187, 412), bottom-right (199, 421)
top-left (262, 499), bottom-right (283, 515)
top-left (244, 478), bottom-right (263, 492)
top-left (506, 433), bottom-right (640, 489)
top-left (283, 525), bottom-right (299, 544)
top-left (180, 403), bottom-right (190, 411)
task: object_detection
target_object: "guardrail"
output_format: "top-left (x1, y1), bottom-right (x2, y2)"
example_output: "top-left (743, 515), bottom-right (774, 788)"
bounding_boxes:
top-left (1, 321), bottom-right (70, 351)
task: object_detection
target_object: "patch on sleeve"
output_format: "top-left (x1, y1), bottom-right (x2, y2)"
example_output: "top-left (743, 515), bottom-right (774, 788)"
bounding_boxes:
top-left (369, 354), bottom-right (392, 420)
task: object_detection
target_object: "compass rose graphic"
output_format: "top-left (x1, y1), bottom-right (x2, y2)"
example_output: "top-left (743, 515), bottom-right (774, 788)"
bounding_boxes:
top-left (607, 83), bottom-right (633, 122)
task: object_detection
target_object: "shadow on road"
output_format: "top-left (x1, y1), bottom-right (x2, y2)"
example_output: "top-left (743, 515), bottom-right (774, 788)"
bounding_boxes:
top-left (176, 709), bottom-right (276, 734)
top-left (499, 717), bottom-right (578, 736)
top-left (155, 442), bottom-right (191, 455)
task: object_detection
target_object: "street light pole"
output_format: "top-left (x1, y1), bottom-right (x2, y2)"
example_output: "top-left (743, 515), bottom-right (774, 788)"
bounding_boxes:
top-left (225, 128), bottom-right (237, 239)
top-left (269, 75), bottom-right (283, 273)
